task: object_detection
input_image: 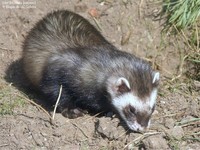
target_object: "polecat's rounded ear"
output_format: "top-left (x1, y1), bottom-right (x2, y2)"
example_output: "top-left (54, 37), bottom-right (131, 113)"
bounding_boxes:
top-left (152, 72), bottom-right (160, 85)
top-left (116, 77), bottom-right (131, 93)
top-left (107, 77), bottom-right (131, 98)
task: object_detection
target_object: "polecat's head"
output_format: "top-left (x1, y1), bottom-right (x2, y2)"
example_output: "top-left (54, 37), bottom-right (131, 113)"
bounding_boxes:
top-left (107, 71), bottom-right (160, 132)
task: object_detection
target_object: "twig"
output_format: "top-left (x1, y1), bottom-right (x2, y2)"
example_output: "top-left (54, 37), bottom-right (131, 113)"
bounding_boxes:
top-left (92, 17), bottom-right (102, 31)
top-left (183, 132), bottom-right (200, 142)
top-left (0, 144), bottom-right (9, 147)
top-left (124, 131), bottom-right (161, 149)
top-left (120, 15), bottom-right (132, 46)
top-left (71, 122), bottom-right (89, 138)
top-left (0, 47), bottom-right (14, 51)
top-left (84, 112), bottom-right (103, 121)
top-left (175, 118), bottom-right (200, 126)
top-left (195, 23), bottom-right (199, 51)
top-left (15, 93), bottom-right (51, 119)
top-left (171, 55), bottom-right (189, 81)
top-left (153, 111), bottom-right (185, 119)
top-left (121, 29), bottom-right (132, 45)
top-left (186, 132), bottom-right (200, 136)
top-left (182, 137), bottom-right (200, 142)
top-left (138, 0), bottom-right (143, 19)
top-left (173, 24), bottom-right (193, 50)
top-left (168, 26), bottom-right (190, 81)
top-left (176, 90), bottom-right (196, 99)
top-left (52, 85), bottom-right (62, 121)
top-left (116, 129), bottom-right (129, 140)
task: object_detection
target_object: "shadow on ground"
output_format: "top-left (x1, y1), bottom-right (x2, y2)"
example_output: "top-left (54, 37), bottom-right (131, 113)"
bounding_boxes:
top-left (4, 59), bottom-right (116, 122)
top-left (4, 59), bottom-right (53, 112)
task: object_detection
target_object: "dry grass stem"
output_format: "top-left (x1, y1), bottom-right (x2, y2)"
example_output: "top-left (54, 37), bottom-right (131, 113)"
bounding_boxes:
top-left (173, 24), bottom-right (193, 50)
top-left (92, 17), bottom-right (102, 31)
top-left (176, 118), bottom-right (200, 126)
top-left (153, 112), bottom-right (185, 119)
top-left (0, 144), bottom-right (9, 147)
top-left (121, 29), bottom-right (132, 45)
top-left (116, 129), bottom-right (129, 139)
top-left (15, 93), bottom-right (52, 119)
top-left (124, 131), bottom-right (161, 149)
top-left (84, 112), bottom-right (103, 121)
top-left (71, 122), bottom-right (90, 139)
top-left (195, 23), bottom-right (199, 50)
top-left (52, 85), bottom-right (62, 121)
top-left (0, 47), bottom-right (14, 51)
top-left (138, 0), bottom-right (143, 19)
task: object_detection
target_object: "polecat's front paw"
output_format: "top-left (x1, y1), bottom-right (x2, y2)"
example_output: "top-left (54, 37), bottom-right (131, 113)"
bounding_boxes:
top-left (61, 108), bottom-right (88, 119)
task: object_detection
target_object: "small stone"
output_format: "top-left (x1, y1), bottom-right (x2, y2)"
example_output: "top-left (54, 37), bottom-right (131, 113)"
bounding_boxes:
top-left (142, 134), bottom-right (169, 150)
top-left (152, 110), bottom-right (159, 115)
top-left (164, 118), bottom-right (175, 129)
top-left (74, 3), bottom-right (88, 13)
top-left (98, 139), bottom-right (108, 148)
top-left (127, 143), bottom-right (134, 150)
top-left (194, 80), bottom-right (200, 89)
top-left (180, 116), bottom-right (194, 123)
top-left (95, 117), bottom-right (125, 140)
top-left (88, 8), bottom-right (99, 18)
top-left (170, 126), bottom-right (184, 139)
top-left (186, 143), bottom-right (200, 150)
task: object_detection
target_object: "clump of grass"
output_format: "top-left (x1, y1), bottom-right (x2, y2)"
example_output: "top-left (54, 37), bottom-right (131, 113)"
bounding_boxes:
top-left (159, 0), bottom-right (200, 81)
top-left (0, 97), bottom-right (25, 115)
top-left (0, 100), bottom-right (14, 115)
top-left (162, 0), bottom-right (200, 30)
top-left (0, 80), bottom-right (26, 115)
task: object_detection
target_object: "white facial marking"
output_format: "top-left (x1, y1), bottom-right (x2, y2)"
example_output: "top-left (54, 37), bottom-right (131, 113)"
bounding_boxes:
top-left (112, 93), bottom-right (144, 111)
top-left (112, 90), bottom-right (158, 131)
top-left (116, 77), bottom-right (130, 89)
top-left (112, 91), bottom-right (157, 112)
top-left (149, 89), bottom-right (158, 108)
top-left (147, 120), bottom-right (151, 128)
top-left (152, 72), bottom-right (160, 84)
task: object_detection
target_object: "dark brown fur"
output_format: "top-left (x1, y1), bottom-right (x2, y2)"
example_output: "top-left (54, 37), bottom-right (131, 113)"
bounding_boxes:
top-left (23, 10), bottom-right (110, 86)
top-left (22, 10), bottom-right (159, 131)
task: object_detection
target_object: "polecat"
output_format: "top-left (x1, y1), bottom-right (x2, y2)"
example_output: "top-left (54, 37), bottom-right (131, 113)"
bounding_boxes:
top-left (22, 10), bottom-right (160, 131)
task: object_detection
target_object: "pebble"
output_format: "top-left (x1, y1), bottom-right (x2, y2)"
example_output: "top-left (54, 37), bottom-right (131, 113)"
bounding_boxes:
top-left (169, 126), bottom-right (184, 140)
top-left (142, 134), bottom-right (169, 150)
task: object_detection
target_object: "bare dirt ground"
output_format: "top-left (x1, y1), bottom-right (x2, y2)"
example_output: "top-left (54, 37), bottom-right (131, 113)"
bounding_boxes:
top-left (0, 0), bottom-right (199, 149)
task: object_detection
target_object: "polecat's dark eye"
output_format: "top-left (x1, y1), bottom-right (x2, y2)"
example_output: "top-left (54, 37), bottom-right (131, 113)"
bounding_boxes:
top-left (152, 104), bottom-right (155, 112)
top-left (129, 106), bottom-right (136, 114)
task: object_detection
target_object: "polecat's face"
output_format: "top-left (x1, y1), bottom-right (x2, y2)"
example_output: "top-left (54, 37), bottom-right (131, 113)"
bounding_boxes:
top-left (112, 90), bottom-right (157, 131)
top-left (107, 72), bottom-right (159, 131)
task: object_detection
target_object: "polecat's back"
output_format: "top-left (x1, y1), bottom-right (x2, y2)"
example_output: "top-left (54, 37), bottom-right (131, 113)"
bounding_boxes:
top-left (23, 10), bottom-right (108, 86)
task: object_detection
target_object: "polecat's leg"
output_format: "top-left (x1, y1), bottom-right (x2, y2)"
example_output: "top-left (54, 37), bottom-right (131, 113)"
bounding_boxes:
top-left (61, 107), bottom-right (88, 119)
top-left (40, 78), bottom-right (88, 118)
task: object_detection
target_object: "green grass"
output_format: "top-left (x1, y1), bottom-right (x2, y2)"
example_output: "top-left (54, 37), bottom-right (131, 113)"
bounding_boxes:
top-left (162, 0), bottom-right (200, 30)
top-left (0, 81), bottom-right (26, 115)
top-left (158, 0), bottom-right (200, 81)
